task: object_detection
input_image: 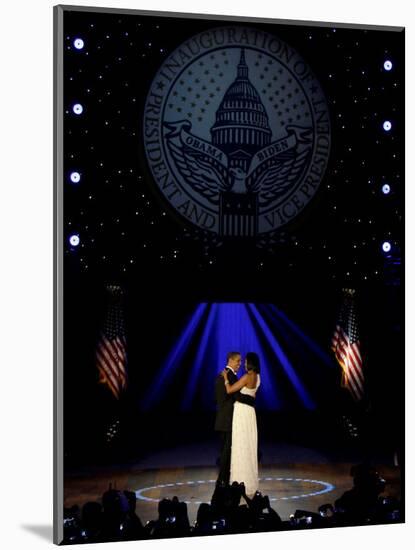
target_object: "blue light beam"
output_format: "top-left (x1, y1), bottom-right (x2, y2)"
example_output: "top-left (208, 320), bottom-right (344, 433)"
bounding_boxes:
top-left (212, 303), bottom-right (282, 410)
top-left (181, 303), bottom-right (217, 411)
top-left (141, 303), bottom-right (208, 410)
top-left (246, 304), bottom-right (316, 410)
top-left (263, 304), bottom-right (335, 369)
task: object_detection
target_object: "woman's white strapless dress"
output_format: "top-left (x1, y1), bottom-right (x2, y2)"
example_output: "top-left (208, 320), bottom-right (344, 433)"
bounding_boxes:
top-left (230, 375), bottom-right (260, 497)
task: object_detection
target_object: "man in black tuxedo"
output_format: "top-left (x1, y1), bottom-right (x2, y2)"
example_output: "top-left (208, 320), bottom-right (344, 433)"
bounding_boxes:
top-left (214, 351), bottom-right (255, 486)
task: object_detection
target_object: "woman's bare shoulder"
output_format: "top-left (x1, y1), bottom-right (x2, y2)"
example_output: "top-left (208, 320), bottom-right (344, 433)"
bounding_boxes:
top-left (246, 371), bottom-right (257, 388)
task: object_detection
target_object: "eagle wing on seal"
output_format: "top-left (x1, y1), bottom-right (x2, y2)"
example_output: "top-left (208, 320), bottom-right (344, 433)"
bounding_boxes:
top-left (247, 148), bottom-right (310, 205)
top-left (167, 140), bottom-right (230, 204)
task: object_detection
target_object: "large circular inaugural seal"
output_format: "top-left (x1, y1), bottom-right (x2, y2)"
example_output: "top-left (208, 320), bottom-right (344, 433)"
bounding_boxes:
top-left (143, 27), bottom-right (330, 237)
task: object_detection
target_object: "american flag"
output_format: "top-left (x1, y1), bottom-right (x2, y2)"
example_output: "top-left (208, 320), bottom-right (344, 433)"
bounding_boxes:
top-left (331, 289), bottom-right (364, 401)
top-left (96, 286), bottom-right (128, 399)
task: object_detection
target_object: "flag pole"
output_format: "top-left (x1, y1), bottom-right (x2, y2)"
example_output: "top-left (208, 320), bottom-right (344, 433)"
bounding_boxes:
top-left (95, 283), bottom-right (129, 455)
top-left (331, 287), bottom-right (369, 458)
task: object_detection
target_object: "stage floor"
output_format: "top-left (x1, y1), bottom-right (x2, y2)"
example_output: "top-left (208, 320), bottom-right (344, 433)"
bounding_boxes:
top-left (64, 441), bottom-right (401, 525)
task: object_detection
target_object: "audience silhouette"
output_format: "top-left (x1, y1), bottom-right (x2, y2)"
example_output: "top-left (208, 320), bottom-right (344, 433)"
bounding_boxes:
top-left (62, 465), bottom-right (401, 543)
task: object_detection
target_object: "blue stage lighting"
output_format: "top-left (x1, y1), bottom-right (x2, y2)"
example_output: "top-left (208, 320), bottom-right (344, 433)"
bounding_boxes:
top-left (181, 304), bottom-right (217, 411)
top-left (70, 171), bottom-right (81, 184)
top-left (264, 304), bottom-right (335, 369)
top-left (247, 304), bottom-right (316, 410)
top-left (383, 120), bottom-right (392, 131)
top-left (72, 103), bottom-right (83, 115)
top-left (212, 303), bottom-right (282, 410)
top-left (382, 241), bottom-right (392, 253)
top-left (383, 60), bottom-right (393, 71)
top-left (382, 183), bottom-right (391, 194)
top-left (73, 38), bottom-right (84, 50)
top-left (142, 302), bottom-right (333, 411)
top-left (69, 234), bottom-right (80, 247)
top-left (141, 303), bottom-right (208, 410)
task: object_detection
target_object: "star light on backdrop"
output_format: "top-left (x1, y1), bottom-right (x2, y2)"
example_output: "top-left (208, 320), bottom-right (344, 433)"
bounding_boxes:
top-left (70, 171), bottom-right (81, 184)
top-left (72, 103), bottom-right (83, 115)
top-left (382, 241), bottom-right (392, 253)
top-left (63, 14), bottom-right (403, 287)
top-left (69, 234), bottom-right (80, 247)
top-left (73, 38), bottom-right (85, 50)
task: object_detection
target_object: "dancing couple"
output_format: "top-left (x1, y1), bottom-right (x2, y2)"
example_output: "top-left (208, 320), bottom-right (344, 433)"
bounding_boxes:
top-left (214, 351), bottom-right (261, 498)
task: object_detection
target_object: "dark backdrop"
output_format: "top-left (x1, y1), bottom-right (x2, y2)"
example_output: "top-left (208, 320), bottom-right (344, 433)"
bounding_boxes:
top-left (61, 9), bottom-right (404, 464)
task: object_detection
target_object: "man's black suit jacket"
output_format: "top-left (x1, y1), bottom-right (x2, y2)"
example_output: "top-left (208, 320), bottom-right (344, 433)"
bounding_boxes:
top-left (214, 368), bottom-right (255, 432)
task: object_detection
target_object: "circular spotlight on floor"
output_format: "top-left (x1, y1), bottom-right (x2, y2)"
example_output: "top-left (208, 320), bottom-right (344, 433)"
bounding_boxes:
top-left (383, 120), bottom-right (392, 132)
top-left (383, 60), bottom-right (393, 71)
top-left (72, 103), bottom-right (84, 115)
top-left (382, 183), bottom-right (391, 194)
top-left (73, 38), bottom-right (84, 50)
top-left (70, 172), bottom-right (81, 184)
top-left (69, 234), bottom-right (80, 247)
top-left (382, 241), bottom-right (391, 253)
top-left (134, 477), bottom-right (335, 504)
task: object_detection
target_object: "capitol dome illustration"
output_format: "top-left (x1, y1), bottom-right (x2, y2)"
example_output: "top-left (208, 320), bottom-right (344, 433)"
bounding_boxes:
top-left (211, 48), bottom-right (272, 171)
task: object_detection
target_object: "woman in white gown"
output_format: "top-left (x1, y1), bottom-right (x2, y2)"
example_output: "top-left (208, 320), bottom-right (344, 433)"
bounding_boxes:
top-left (222, 352), bottom-right (260, 498)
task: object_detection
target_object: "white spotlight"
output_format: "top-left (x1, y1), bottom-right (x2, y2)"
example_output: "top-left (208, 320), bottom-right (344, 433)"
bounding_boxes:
top-left (382, 241), bottom-right (391, 253)
top-left (70, 172), bottom-right (81, 183)
top-left (72, 103), bottom-right (83, 115)
top-left (73, 38), bottom-right (85, 50)
top-left (69, 234), bottom-right (80, 247)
